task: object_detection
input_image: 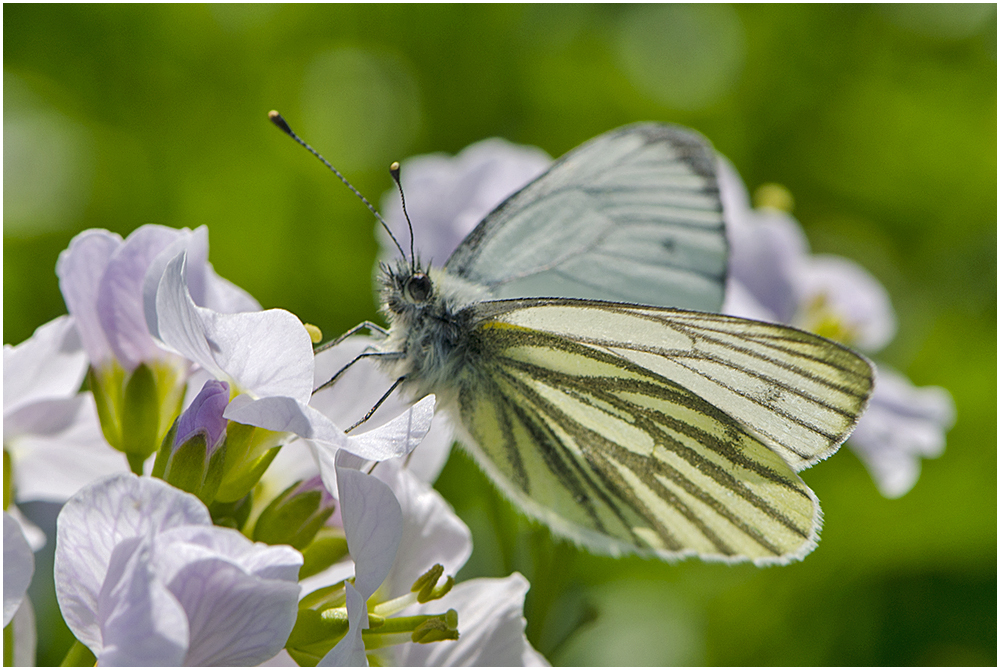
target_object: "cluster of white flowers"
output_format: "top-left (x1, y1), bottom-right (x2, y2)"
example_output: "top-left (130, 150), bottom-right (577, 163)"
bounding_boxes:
top-left (4, 223), bottom-right (543, 665)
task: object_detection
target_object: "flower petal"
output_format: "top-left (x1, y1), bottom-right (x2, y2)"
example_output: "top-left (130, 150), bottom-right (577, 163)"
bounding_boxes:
top-left (141, 226), bottom-right (209, 341)
top-left (56, 228), bottom-right (122, 365)
top-left (335, 456), bottom-right (402, 600)
top-left (95, 537), bottom-right (189, 666)
top-left (152, 253), bottom-right (225, 377)
top-left (3, 315), bottom-right (87, 417)
top-left (4, 395), bottom-right (87, 442)
top-left (54, 474), bottom-right (210, 651)
top-left (3, 511), bottom-right (35, 627)
top-left (98, 224), bottom-right (188, 369)
top-left (203, 264), bottom-right (262, 313)
top-left (9, 393), bottom-right (127, 503)
top-left (225, 395), bottom-right (350, 445)
top-left (346, 395), bottom-right (436, 462)
top-left (151, 526), bottom-right (301, 666)
top-left (313, 339), bottom-right (454, 482)
top-left (795, 254), bottom-right (897, 352)
top-left (718, 156), bottom-right (810, 324)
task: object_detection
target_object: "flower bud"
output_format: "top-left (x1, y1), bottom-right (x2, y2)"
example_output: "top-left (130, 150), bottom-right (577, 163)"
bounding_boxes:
top-left (254, 476), bottom-right (336, 551)
top-left (152, 380), bottom-right (229, 504)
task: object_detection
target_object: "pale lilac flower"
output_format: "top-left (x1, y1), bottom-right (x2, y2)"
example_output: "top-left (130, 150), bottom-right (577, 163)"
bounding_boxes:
top-left (847, 368), bottom-right (955, 498)
top-left (718, 157), bottom-right (955, 497)
top-left (373, 460), bottom-right (548, 667)
top-left (57, 225), bottom-right (258, 374)
top-left (54, 474), bottom-right (302, 666)
top-left (310, 455), bottom-right (545, 666)
top-left (395, 574), bottom-right (547, 667)
top-left (3, 511), bottom-right (34, 627)
top-left (55, 224), bottom-right (259, 466)
top-left (4, 315), bottom-right (127, 503)
top-left (320, 455), bottom-right (405, 666)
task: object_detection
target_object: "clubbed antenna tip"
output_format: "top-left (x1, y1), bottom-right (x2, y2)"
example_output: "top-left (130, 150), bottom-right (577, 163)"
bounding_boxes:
top-left (268, 110), bottom-right (294, 137)
top-left (389, 161), bottom-right (416, 269)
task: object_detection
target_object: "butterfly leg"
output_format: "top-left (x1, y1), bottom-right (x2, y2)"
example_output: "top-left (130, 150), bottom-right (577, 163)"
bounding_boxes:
top-left (313, 320), bottom-right (389, 354)
top-left (313, 350), bottom-right (404, 394)
top-left (345, 376), bottom-right (407, 433)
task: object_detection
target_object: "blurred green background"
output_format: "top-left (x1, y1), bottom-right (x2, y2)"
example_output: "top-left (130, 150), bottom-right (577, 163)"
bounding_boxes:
top-left (4, 4), bottom-right (996, 666)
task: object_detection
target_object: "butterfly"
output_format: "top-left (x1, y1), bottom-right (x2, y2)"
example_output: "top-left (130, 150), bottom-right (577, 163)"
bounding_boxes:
top-left (274, 115), bottom-right (875, 566)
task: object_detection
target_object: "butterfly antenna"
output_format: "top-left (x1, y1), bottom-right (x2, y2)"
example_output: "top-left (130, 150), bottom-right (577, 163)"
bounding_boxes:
top-left (268, 110), bottom-right (407, 261)
top-left (388, 162), bottom-right (416, 271)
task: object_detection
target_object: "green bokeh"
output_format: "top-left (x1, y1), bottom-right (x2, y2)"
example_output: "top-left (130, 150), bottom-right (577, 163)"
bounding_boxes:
top-left (4, 5), bottom-right (995, 666)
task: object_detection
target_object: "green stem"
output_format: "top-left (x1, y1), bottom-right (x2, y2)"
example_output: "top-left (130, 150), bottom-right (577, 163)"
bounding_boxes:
top-left (60, 639), bottom-right (96, 667)
top-left (4, 621), bottom-right (13, 666)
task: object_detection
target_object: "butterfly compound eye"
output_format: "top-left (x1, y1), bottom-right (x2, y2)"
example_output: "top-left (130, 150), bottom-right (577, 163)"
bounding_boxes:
top-left (407, 273), bottom-right (433, 302)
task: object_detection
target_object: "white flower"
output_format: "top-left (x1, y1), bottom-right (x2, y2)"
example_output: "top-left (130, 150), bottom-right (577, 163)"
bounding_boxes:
top-left (718, 157), bottom-right (955, 497)
top-left (373, 460), bottom-right (548, 667)
top-left (319, 455), bottom-right (405, 666)
top-left (4, 315), bottom-right (126, 503)
top-left (54, 474), bottom-right (302, 666)
top-left (57, 225), bottom-right (258, 373)
top-left (55, 224), bottom-right (260, 467)
top-left (309, 454), bottom-right (546, 666)
top-left (846, 367), bottom-right (956, 498)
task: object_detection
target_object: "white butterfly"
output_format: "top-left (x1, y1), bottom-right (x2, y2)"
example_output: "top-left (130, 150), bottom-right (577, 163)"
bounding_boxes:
top-left (279, 116), bottom-right (875, 566)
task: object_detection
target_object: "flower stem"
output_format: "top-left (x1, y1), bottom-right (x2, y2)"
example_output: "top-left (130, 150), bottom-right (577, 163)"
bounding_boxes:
top-left (4, 621), bottom-right (13, 666)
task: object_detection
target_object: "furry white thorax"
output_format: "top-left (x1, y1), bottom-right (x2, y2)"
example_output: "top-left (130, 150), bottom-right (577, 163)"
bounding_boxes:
top-left (376, 260), bottom-right (491, 405)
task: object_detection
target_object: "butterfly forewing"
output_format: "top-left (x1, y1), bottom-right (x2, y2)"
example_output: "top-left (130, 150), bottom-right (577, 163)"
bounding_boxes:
top-left (448, 298), bottom-right (874, 564)
top-left (445, 124), bottom-right (728, 312)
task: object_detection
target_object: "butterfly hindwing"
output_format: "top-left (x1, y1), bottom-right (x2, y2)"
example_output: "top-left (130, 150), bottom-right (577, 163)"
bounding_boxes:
top-left (444, 124), bottom-right (728, 312)
top-left (447, 298), bottom-right (874, 564)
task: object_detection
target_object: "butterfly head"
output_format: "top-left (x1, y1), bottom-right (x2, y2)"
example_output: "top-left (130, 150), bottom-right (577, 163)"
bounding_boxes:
top-left (379, 258), bottom-right (489, 332)
top-left (380, 258), bottom-right (434, 315)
